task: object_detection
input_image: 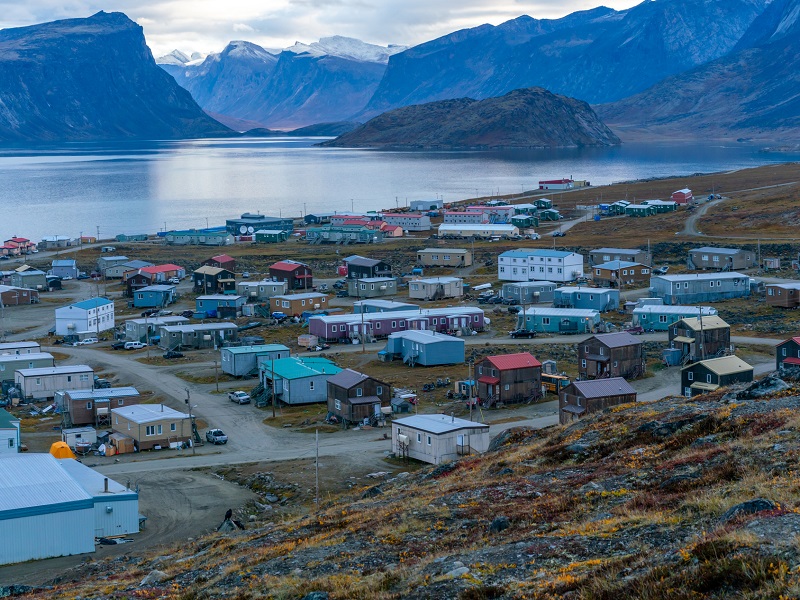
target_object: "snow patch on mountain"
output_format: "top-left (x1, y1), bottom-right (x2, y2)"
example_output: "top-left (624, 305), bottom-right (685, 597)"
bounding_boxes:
top-left (285, 36), bottom-right (407, 63)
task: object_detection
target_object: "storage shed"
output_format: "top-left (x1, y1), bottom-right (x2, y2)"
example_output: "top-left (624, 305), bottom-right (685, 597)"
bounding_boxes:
top-left (392, 414), bottom-right (490, 465)
top-left (380, 330), bottom-right (465, 367)
top-left (221, 344), bottom-right (290, 377)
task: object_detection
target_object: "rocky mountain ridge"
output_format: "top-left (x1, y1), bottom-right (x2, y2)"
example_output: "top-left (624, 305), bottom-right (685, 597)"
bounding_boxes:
top-left (322, 88), bottom-right (620, 149)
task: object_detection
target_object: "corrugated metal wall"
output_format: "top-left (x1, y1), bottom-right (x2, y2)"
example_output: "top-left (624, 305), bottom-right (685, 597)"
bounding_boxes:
top-left (0, 508), bottom-right (94, 565)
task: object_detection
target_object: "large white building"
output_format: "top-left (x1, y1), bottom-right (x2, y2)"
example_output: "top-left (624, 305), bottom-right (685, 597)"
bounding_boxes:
top-left (55, 297), bottom-right (115, 336)
top-left (498, 249), bottom-right (584, 283)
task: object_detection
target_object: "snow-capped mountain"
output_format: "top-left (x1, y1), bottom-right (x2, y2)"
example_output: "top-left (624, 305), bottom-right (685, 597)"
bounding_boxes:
top-left (285, 36), bottom-right (407, 64)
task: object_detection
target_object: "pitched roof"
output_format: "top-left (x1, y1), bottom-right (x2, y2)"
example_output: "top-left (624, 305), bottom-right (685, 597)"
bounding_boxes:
top-left (0, 407), bottom-right (20, 429)
top-left (677, 316), bottom-right (730, 331)
top-left (111, 404), bottom-right (188, 423)
top-left (71, 297), bottom-right (113, 310)
top-left (270, 260), bottom-right (309, 272)
top-left (51, 259), bottom-right (76, 267)
top-left (592, 332), bottom-right (641, 348)
top-left (141, 264), bottom-right (183, 274)
top-left (485, 352), bottom-right (542, 370)
top-left (327, 368), bottom-right (371, 389)
top-left (193, 265), bottom-right (227, 276)
top-left (210, 254), bottom-right (234, 263)
top-left (348, 257), bottom-right (384, 268)
top-left (0, 454), bottom-right (92, 513)
top-left (692, 355), bottom-right (754, 376)
top-left (570, 377), bottom-right (637, 399)
top-left (691, 247), bottom-right (744, 255)
top-left (593, 261), bottom-right (643, 270)
top-left (592, 248), bottom-right (644, 255)
top-left (261, 357), bottom-right (341, 380)
top-left (394, 414), bottom-right (488, 434)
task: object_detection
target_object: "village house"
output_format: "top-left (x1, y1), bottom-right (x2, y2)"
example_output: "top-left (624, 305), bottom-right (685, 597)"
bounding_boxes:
top-left (592, 261), bottom-right (650, 288)
top-left (39, 235), bottom-right (72, 249)
top-left (10, 269), bottom-right (47, 291)
top-left (165, 230), bottom-right (234, 246)
top-left (348, 277), bottom-right (398, 298)
top-left (539, 178), bottom-right (573, 190)
top-left (236, 280), bottom-right (288, 301)
top-left (553, 287), bottom-right (619, 312)
top-left (443, 211), bottom-right (488, 225)
top-left (60, 387), bottom-right (141, 428)
top-left (499, 249), bottom-right (584, 283)
top-left (111, 404), bottom-right (191, 451)
top-left (625, 204), bottom-right (657, 218)
top-left (671, 188), bottom-right (693, 204)
top-left (437, 224), bottom-right (519, 238)
top-left (4, 237), bottom-right (35, 254)
top-left (0, 244), bottom-right (21, 257)
top-left (393, 414), bottom-right (490, 465)
top-left (416, 248), bottom-right (473, 268)
top-left (381, 213), bottom-right (431, 231)
top-left (688, 247), bottom-right (754, 271)
top-left (516, 308), bottom-right (601, 334)
top-left (97, 255), bottom-right (130, 275)
top-left (641, 199), bottom-right (679, 213)
top-left (137, 264), bottom-right (186, 283)
top-left (305, 224), bottom-right (385, 244)
top-left (0, 341), bottom-right (40, 354)
top-left (669, 316), bottom-right (731, 364)
top-left (131, 285), bottom-right (176, 309)
top-left (380, 330), bottom-right (465, 366)
top-left (409, 199), bottom-right (443, 212)
top-left (202, 254), bottom-right (236, 272)
top-left (326, 368), bottom-right (391, 426)
top-left (220, 344), bottom-right (290, 377)
top-left (501, 281), bottom-right (557, 304)
top-left (260, 357), bottom-right (342, 405)
top-left (681, 355), bottom-right (754, 397)
top-left (588, 248), bottom-right (653, 267)
top-left (124, 316), bottom-right (189, 342)
top-left (0, 352), bottom-right (55, 383)
top-left (158, 322), bottom-right (238, 350)
top-left (269, 260), bottom-right (313, 290)
top-left (123, 270), bottom-right (156, 296)
top-left (14, 365), bottom-right (94, 401)
top-left (0, 285), bottom-right (38, 306)
top-left (559, 378), bottom-right (637, 424)
top-left (226, 213), bottom-right (294, 236)
top-left (631, 304), bottom-right (718, 331)
top-left (50, 259), bottom-right (78, 279)
top-left (776, 337), bottom-right (800, 371)
top-left (465, 205), bottom-right (516, 222)
top-left (578, 332), bottom-right (645, 379)
top-left (766, 283), bottom-right (800, 308)
top-left (193, 265), bottom-right (236, 294)
top-left (345, 256), bottom-right (392, 279)
top-left (353, 300), bottom-right (419, 313)
top-left (650, 273), bottom-right (751, 305)
top-left (408, 276), bottom-right (464, 301)
top-left (254, 230), bottom-right (290, 243)
top-left (0, 408), bottom-right (20, 454)
top-left (476, 352), bottom-right (542, 407)
top-left (271, 292), bottom-right (328, 316)
top-left (55, 298), bottom-right (115, 336)
top-left (195, 295), bottom-right (246, 318)
top-left (105, 260), bottom-right (155, 279)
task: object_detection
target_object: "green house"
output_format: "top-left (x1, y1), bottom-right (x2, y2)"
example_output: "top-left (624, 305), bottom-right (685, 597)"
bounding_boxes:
top-left (641, 200), bottom-right (678, 213)
top-left (255, 229), bottom-right (290, 243)
top-left (511, 215), bottom-right (538, 228)
top-left (539, 209), bottom-right (561, 221)
top-left (534, 199), bottom-right (553, 209)
top-left (625, 205), bottom-right (657, 218)
top-left (116, 234), bottom-right (148, 242)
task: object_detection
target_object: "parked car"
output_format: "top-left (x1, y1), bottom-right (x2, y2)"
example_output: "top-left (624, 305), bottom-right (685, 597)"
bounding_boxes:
top-left (309, 343), bottom-right (331, 351)
top-left (551, 230), bottom-right (566, 237)
top-left (229, 391), bottom-right (251, 404)
top-left (124, 341), bottom-right (147, 350)
top-left (93, 378), bottom-right (111, 389)
top-left (507, 306), bottom-right (521, 314)
top-left (180, 310), bottom-right (194, 318)
top-left (206, 429), bottom-right (228, 444)
top-left (77, 273), bottom-right (90, 280)
top-left (75, 337), bottom-right (98, 345)
top-left (336, 290), bottom-right (349, 298)
top-left (61, 275), bottom-right (73, 280)
top-left (163, 350), bottom-right (184, 359)
top-left (318, 283), bottom-right (329, 291)
top-left (242, 272), bottom-right (250, 279)
top-left (141, 309), bottom-right (159, 318)
top-left (509, 329), bottom-right (537, 339)
top-left (111, 341), bottom-right (127, 350)
top-left (155, 310), bottom-right (173, 317)
top-left (168, 277), bottom-right (181, 284)
top-left (526, 233), bottom-right (541, 240)
top-left (271, 311), bottom-right (288, 323)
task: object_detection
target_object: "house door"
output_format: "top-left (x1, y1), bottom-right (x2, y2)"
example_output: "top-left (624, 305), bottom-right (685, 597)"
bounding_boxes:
top-left (684, 387), bottom-right (692, 397)
top-left (596, 362), bottom-right (603, 376)
top-left (495, 385), bottom-right (501, 399)
top-left (373, 404), bottom-right (381, 417)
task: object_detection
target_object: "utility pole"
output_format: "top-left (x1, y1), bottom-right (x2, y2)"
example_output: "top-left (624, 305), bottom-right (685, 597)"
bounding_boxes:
top-left (271, 356), bottom-right (276, 419)
top-left (184, 388), bottom-right (195, 456)
top-left (468, 360), bottom-right (474, 422)
top-left (214, 360), bottom-right (219, 392)
top-left (315, 429), bottom-right (320, 506)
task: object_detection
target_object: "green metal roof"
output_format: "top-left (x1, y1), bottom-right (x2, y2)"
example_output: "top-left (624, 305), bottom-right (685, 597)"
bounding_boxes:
top-left (0, 408), bottom-right (20, 429)
top-left (262, 357), bottom-right (341, 380)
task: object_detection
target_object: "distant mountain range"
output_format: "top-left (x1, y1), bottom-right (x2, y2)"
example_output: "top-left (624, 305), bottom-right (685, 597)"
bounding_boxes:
top-left (321, 88), bottom-right (620, 148)
top-left (0, 11), bottom-right (229, 142)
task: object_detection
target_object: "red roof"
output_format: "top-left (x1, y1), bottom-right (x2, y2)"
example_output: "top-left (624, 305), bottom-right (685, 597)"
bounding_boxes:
top-left (7, 237), bottom-right (29, 243)
top-left (270, 260), bottom-right (308, 272)
top-left (211, 254), bottom-right (234, 263)
top-left (485, 352), bottom-right (542, 371)
top-left (141, 264), bottom-right (183, 274)
top-left (539, 179), bottom-right (572, 184)
top-left (478, 376), bottom-right (500, 385)
top-left (387, 213), bottom-right (424, 218)
top-left (383, 225), bottom-right (402, 232)
top-left (342, 219), bottom-right (371, 226)
top-left (783, 357), bottom-right (800, 366)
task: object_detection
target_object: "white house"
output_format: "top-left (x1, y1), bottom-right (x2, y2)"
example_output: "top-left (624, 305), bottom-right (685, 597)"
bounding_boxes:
top-left (392, 414), bottom-right (490, 465)
top-left (14, 365), bottom-right (94, 401)
top-left (381, 213), bottom-right (431, 231)
top-left (0, 408), bottom-right (20, 454)
top-left (55, 297), bottom-right (115, 336)
top-left (498, 249), bottom-right (584, 283)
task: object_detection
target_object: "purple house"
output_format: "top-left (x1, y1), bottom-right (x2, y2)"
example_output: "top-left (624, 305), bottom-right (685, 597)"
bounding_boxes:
top-left (309, 307), bottom-right (485, 342)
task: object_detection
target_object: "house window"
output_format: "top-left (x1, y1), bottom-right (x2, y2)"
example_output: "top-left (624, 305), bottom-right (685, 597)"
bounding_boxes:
top-left (146, 425), bottom-right (156, 436)
top-left (80, 374), bottom-right (89, 382)
top-left (375, 322), bottom-right (381, 329)
top-left (599, 347), bottom-right (604, 356)
top-left (9, 438), bottom-right (15, 448)
top-left (596, 269), bottom-right (601, 276)
top-left (35, 378), bottom-right (41, 385)
top-left (400, 321), bottom-right (406, 327)
top-left (581, 359), bottom-right (586, 368)
top-left (67, 376), bottom-right (72, 382)
top-left (660, 315), bottom-right (668, 323)
top-left (377, 386), bottom-right (383, 395)
top-left (86, 402), bottom-right (92, 409)
top-left (642, 269), bottom-right (649, 274)
top-left (427, 435), bottom-right (432, 446)
top-left (335, 399), bottom-right (341, 410)
top-left (613, 361), bottom-right (618, 367)
top-left (542, 317), bottom-right (550, 325)
top-left (709, 281), bottom-right (715, 288)
top-left (706, 374), bottom-right (712, 383)
top-left (157, 425), bottom-right (163, 435)
top-left (309, 381), bottom-right (315, 391)
top-left (504, 384), bottom-right (510, 391)
top-left (170, 423), bottom-right (176, 431)
top-left (332, 325), bottom-right (338, 332)
top-left (356, 388), bottom-right (363, 397)
top-left (688, 372), bottom-right (694, 381)
top-left (417, 433), bottom-right (422, 443)
top-left (781, 348), bottom-right (786, 357)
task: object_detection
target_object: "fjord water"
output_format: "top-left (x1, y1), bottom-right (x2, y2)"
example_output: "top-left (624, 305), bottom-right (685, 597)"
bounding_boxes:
top-left (1, 137), bottom-right (798, 240)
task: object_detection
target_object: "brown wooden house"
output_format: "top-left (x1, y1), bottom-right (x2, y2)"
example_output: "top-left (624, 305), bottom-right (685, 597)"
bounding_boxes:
top-left (578, 332), bottom-right (645, 379)
top-left (776, 337), bottom-right (800, 371)
top-left (592, 261), bottom-right (650, 288)
top-left (669, 316), bottom-right (731, 364)
top-left (203, 254), bottom-right (236, 273)
top-left (326, 368), bottom-right (391, 426)
top-left (193, 266), bottom-right (236, 294)
top-left (559, 378), bottom-right (637, 424)
top-left (124, 271), bottom-right (154, 297)
top-left (63, 387), bottom-right (141, 428)
top-left (269, 260), bottom-right (313, 290)
top-left (476, 352), bottom-right (542, 408)
top-left (766, 283), bottom-right (800, 308)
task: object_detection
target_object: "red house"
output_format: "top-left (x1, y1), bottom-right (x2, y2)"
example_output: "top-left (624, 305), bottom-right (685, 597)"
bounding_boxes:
top-left (538, 179), bottom-right (573, 190)
top-left (269, 260), bottom-right (313, 290)
top-left (476, 352), bottom-right (543, 407)
top-left (671, 188), bottom-right (693, 204)
top-left (138, 264), bottom-right (186, 282)
top-left (203, 254), bottom-right (236, 272)
top-left (3, 237), bottom-right (35, 254)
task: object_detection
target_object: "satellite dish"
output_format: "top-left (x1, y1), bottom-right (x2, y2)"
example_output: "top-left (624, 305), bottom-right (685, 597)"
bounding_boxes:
top-left (247, 226), bottom-right (255, 234)
top-left (239, 225), bottom-right (248, 234)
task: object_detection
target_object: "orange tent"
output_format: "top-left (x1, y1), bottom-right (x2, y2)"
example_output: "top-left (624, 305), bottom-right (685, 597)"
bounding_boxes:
top-left (49, 441), bottom-right (76, 459)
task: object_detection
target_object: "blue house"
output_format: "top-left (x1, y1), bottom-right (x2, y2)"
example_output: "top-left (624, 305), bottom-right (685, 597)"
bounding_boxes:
top-left (196, 294), bottom-right (246, 318)
top-left (650, 273), bottom-right (750, 305)
top-left (515, 308), bottom-right (601, 334)
top-left (353, 300), bottom-right (420, 314)
top-left (132, 284), bottom-right (177, 308)
top-left (553, 287), bottom-right (619, 312)
top-left (380, 330), bottom-right (465, 367)
top-left (632, 305), bottom-right (718, 331)
top-left (50, 259), bottom-right (78, 279)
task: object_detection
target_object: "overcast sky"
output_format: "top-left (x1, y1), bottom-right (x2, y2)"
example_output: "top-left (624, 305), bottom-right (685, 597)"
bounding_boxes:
top-left (0, 1), bottom-right (642, 57)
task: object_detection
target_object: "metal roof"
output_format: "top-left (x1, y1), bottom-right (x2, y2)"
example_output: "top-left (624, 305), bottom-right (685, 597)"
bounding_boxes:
top-left (222, 344), bottom-right (289, 355)
top-left (65, 387), bottom-right (140, 400)
top-left (415, 277), bottom-right (462, 284)
top-left (197, 294), bottom-right (244, 300)
top-left (691, 355), bottom-right (754, 376)
top-left (417, 248), bottom-right (469, 254)
top-left (161, 323), bottom-right (237, 332)
top-left (70, 297), bottom-right (113, 310)
top-left (592, 332), bottom-right (642, 348)
top-left (556, 286), bottom-right (617, 294)
top-left (592, 247), bottom-right (644, 255)
top-left (125, 316), bottom-right (189, 326)
top-left (51, 259), bottom-right (76, 267)
top-left (353, 300), bottom-right (416, 308)
top-left (210, 254), bottom-right (234, 262)
top-left (273, 293), bottom-right (327, 301)
top-left (653, 273), bottom-right (748, 282)
top-left (16, 365), bottom-right (93, 377)
top-left (262, 357), bottom-right (341, 380)
top-left (0, 352), bottom-right (53, 363)
top-left (118, 260), bottom-right (154, 269)
top-left (327, 368), bottom-right (372, 389)
top-left (500, 249), bottom-right (578, 259)
top-left (676, 316), bottom-right (730, 331)
top-left (347, 256), bottom-right (384, 267)
top-left (438, 224), bottom-right (516, 231)
top-left (0, 407), bottom-right (19, 428)
top-left (387, 330), bottom-right (464, 344)
top-left (394, 414), bottom-right (489, 434)
top-left (521, 308), bottom-right (600, 318)
top-left (593, 261), bottom-right (643, 270)
top-left (485, 352), bottom-right (541, 370)
top-left (312, 306), bottom-right (483, 325)
top-left (137, 285), bottom-right (176, 292)
top-left (504, 281), bottom-right (557, 288)
top-left (633, 305), bottom-right (717, 316)
top-left (350, 277), bottom-right (396, 283)
top-left (110, 404), bottom-right (188, 424)
top-left (193, 265), bottom-right (228, 275)
top-left (270, 260), bottom-right (309, 271)
top-left (0, 342), bottom-right (39, 351)
top-left (0, 454), bottom-right (92, 513)
top-left (570, 377), bottom-right (636, 399)
top-left (691, 247), bottom-right (744, 255)
top-left (57, 459), bottom-right (136, 498)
